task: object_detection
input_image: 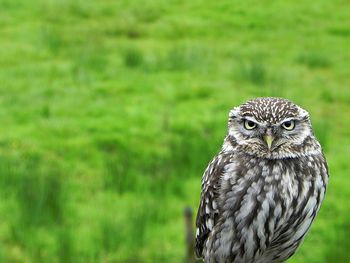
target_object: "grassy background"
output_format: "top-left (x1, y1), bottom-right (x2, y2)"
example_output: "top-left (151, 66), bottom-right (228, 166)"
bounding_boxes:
top-left (0, 0), bottom-right (350, 262)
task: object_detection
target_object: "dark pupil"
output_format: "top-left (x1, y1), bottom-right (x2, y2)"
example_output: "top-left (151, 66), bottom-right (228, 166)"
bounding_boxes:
top-left (284, 121), bottom-right (291, 127)
top-left (247, 121), bottom-right (255, 127)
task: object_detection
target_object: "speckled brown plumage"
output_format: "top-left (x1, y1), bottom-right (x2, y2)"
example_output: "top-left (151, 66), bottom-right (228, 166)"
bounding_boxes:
top-left (195, 97), bottom-right (328, 263)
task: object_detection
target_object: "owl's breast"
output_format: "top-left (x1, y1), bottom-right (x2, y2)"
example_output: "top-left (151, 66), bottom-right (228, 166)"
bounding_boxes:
top-left (209, 155), bottom-right (327, 262)
top-left (255, 157), bottom-right (326, 262)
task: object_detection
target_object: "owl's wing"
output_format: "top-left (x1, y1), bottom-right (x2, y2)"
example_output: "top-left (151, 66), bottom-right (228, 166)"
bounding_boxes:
top-left (195, 152), bottom-right (233, 258)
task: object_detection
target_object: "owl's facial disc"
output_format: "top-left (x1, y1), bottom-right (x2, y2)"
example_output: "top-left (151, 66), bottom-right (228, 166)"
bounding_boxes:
top-left (229, 114), bottom-right (312, 157)
top-left (227, 98), bottom-right (318, 158)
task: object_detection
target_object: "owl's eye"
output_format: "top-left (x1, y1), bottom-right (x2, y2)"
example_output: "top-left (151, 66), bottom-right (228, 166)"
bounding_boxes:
top-left (244, 120), bottom-right (257, 130)
top-left (281, 120), bottom-right (295, 130)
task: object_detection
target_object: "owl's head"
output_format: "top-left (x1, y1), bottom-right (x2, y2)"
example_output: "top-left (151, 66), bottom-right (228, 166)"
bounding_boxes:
top-left (227, 97), bottom-right (320, 159)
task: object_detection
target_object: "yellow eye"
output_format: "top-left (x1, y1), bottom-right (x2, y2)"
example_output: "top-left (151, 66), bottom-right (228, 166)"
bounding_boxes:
top-left (281, 120), bottom-right (295, 130)
top-left (244, 120), bottom-right (257, 130)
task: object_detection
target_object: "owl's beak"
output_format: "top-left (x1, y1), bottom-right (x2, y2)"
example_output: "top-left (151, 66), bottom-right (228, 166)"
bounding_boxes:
top-left (263, 135), bottom-right (274, 150)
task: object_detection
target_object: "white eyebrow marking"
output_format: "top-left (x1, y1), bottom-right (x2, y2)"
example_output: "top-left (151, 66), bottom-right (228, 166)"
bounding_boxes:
top-left (243, 116), bottom-right (264, 125)
top-left (276, 117), bottom-right (298, 125)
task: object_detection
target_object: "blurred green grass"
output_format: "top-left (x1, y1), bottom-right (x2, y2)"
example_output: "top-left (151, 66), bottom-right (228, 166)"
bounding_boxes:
top-left (0, 0), bottom-right (350, 262)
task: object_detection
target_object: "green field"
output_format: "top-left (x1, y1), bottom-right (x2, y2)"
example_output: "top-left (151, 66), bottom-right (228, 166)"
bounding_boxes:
top-left (0, 0), bottom-right (350, 262)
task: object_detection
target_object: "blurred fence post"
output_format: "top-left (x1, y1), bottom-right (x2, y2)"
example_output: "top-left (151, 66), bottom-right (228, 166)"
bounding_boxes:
top-left (184, 206), bottom-right (201, 263)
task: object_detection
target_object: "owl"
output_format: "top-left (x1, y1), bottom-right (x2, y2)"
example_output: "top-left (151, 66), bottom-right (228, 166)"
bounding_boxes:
top-left (195, 97), bottom-right (328, 263)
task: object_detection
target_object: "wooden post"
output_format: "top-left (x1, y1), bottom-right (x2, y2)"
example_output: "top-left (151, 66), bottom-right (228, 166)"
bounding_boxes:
top-left (184, 206), bottom-right (200, 263)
